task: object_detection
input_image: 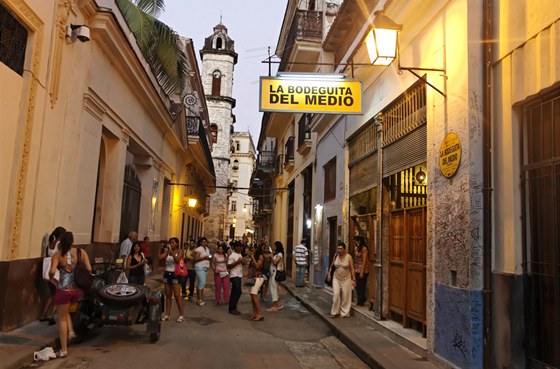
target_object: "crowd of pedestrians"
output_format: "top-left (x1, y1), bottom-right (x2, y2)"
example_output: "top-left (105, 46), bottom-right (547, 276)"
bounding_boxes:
top-left (38, 222), bottom-right (376, 361)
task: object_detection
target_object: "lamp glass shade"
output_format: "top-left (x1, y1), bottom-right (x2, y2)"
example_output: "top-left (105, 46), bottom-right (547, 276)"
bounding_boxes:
top-left (366, 28), bottom-right (398, 66)
top-left (187, 198), bottom-right (198, 208)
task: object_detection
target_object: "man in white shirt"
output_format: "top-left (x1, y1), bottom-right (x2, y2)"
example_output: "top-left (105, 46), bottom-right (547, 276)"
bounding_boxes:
top-left (227, 242), bottom-right (245, 315)
top-left (293, 238), bottom-right (309, 287)
top-left (119, 231), bottom-right (138, 259)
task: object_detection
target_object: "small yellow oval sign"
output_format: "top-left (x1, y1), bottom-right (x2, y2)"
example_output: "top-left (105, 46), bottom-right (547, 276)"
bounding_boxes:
top-left (439, 132), bottom-right (461, 178)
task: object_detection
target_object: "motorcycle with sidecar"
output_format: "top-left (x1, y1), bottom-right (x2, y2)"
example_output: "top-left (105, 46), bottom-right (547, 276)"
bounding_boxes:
top-left (70, 257), bottom-right (163, 343)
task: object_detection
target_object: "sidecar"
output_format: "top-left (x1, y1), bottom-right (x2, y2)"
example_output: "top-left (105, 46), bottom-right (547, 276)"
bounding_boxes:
top-left (96, 282), bottom-right (163, 343)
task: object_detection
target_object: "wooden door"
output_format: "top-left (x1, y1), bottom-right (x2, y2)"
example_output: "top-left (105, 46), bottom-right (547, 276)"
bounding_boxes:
top-left (389, 207), bottom-right (426, 333)
top-left (389, 210), bottom-right (406, 317)
top-left (406, 208), bottom-right (426, 330)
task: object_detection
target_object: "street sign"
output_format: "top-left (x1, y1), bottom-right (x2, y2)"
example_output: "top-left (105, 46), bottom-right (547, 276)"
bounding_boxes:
top-left (259, 76), bottom-right (362, 114)
top-left (439, 132), bottom-right (461, 178)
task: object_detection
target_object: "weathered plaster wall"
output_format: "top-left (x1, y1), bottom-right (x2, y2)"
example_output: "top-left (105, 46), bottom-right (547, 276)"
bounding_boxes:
top-left (427, 1), bottom-right (485, 368)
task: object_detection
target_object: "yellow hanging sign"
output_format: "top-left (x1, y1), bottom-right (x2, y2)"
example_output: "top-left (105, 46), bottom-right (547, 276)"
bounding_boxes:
top-left (439, 132), bottom-right (462, 178)
top-left (259, 76), bottom-right (362, 114)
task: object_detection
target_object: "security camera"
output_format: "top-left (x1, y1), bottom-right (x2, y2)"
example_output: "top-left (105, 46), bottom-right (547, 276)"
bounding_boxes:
top-left (76, 26), bottom-right (90, 42)
top-left (67, 24), bottom-right (90, 43)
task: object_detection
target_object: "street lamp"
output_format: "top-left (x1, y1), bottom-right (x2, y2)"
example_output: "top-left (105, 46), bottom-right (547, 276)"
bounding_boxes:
top-left (365, 10), bottom-right (446, 97)
top-left (187, 197), bottom-right (198, 208)
top-left (365, 11), bottom-right (402, 66)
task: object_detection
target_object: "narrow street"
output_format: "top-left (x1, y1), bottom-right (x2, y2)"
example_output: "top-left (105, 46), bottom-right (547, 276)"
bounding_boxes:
top-left (21, 283), bottom-right (369, 369)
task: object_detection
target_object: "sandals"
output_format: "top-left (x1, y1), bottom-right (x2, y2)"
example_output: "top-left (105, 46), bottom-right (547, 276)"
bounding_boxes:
top-left (196, 301), bottom-right (206, 306)
top-left (57, 351), bottom-right (68, 358)
top-left (251, 316), bottom-right (264, 321)
top-left (266, 307), bottom-right (279, 312)
top-left (176, 316), bottom-right (184, 323)
top-left (161, 315), bottom-right (170, 321)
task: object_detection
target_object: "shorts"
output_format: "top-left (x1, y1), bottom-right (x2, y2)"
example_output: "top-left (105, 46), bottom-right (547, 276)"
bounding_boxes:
top-left (54, 288), bottom-right (83, 305)
top-left (250, 277), bottom-right (265, 295)
top-left (195, 267), bottom-right (208, 289)
top-left (163, 271), bottom-right (179, 285)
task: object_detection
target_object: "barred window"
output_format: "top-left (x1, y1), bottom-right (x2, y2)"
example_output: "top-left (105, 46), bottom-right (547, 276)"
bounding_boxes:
top-left (0, 4), bottom-right (28, 75)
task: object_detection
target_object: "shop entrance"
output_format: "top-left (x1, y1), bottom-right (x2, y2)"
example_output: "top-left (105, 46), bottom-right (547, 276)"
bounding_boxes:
top-left (389, 206), bottom-right (427, 334)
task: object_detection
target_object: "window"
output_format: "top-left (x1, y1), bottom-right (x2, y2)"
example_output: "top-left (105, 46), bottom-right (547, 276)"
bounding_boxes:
top-left (210, 124), bottom-right (218, 143)
top-left (216, 37), bottom-right (223, 49)
top-left (231, 201), bottom-right (237, 211)
top-left (232, 160), bottom-right (239, 170)
top-left (232, 180), bottom-right (238, 188)
top-left (212, 70), bottom-right (221, 96)
top-left (522, 88), bottom-right (560, 367)
top-left (0, 4), bottom-right (28, 75)
top-left (235, 141), bottom-right (240, 151)
top-left (324, 158), bottom-right (336, 201)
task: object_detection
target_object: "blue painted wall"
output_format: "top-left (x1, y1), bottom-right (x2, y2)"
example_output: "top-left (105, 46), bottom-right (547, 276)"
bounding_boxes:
top-left (435, 283), bottom-right (483, 369)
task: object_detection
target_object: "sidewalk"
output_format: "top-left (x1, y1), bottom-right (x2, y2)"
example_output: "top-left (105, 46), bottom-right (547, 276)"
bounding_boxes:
top-left (0, 276), bottom-right (163, 369)
top-left (281, 280), bottom-right (438, 369)
top-left (0, 276), bottom-right (438, 369)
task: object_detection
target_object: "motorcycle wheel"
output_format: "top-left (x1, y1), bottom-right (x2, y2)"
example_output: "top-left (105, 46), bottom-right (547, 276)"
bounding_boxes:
top-left (97, 283), bottom-right (147, 307)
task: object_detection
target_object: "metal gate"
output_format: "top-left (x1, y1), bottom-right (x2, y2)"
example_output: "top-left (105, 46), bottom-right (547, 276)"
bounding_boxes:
top-left (522, 90), bottom-right (560, 369)
top-left (119, 164), bottom-right (141, 242)
top-left (389, 206), bottom-right (426, 334)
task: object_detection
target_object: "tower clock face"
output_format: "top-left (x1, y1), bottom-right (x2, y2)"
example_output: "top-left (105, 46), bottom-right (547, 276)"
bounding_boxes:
top-left (213, 70), bottom-right (221, 78)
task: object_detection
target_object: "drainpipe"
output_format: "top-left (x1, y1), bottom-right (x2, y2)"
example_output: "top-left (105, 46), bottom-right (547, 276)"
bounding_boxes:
top-left (373, 114), bottom-right (384, 320)
top-left (482, 0), bottom-right (493, 367)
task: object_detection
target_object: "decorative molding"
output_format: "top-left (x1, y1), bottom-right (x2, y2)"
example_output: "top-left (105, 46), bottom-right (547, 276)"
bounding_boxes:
top-left (83, 92), bottom-right (107, 121)
top-left (121, 129), bottom-right (130, 144)
top-left (6, 0), bottom-right (44, 260)
top-left (49, 0), bottom-right (75, 108)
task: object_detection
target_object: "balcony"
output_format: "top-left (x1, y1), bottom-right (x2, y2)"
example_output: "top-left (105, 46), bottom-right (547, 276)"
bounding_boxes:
top-left (297, 114), bottom-right (312, 155)
top-left (186, 115), bottom-right (215, 183)
top-left (279, 10), bottom-right (323, 72)
top-left (284, 136), bottom-right (295, 172)
top-left (254, 150), bottom-right (275, 176)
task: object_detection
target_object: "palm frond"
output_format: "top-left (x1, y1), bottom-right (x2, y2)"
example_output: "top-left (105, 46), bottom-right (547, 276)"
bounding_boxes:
top-left (114, 0), bottom-right (188, 95)
top-left (148, 20), bottom-right (187, 93)
top-left (115, 0), bottom-right (156, 52)
top-left (135, 0), bottom-right (165, 18)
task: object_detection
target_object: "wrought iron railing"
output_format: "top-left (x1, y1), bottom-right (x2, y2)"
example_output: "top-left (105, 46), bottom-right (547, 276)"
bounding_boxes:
top-left (186, 116), bottom-right (201, 136)
top-left (382, 82), bottom-right (427, 146)
top-left (279, 10), bottom-right (322, 71)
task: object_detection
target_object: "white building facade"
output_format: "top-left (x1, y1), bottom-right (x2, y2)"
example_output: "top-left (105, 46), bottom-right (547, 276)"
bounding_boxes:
top-left (227, 132), bottom-right (256, 241)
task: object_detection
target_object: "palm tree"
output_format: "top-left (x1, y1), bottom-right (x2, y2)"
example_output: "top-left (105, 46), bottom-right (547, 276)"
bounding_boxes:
top-left (115, 0), bottom-right (188, 95)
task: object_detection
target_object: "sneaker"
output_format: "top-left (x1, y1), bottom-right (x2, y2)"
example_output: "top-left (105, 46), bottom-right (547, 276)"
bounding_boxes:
top-left (229, 310), bottom-right (241, 315)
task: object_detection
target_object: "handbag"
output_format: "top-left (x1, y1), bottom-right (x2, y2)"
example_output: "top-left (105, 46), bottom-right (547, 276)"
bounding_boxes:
top-left (174, 258), bottom-right (188, 277)
top-left (142, 252), bottom-right (151, 276)
top-left (275, 254), bottom-right (286, 282)
top-left (42, 257), bottom-right (60, 282)
top-left (74, 248), bottom-right (93, 290)
top-left (324, 255), bottom-right (337, 287)
top-left (245, 278), bottom-right (256, 286)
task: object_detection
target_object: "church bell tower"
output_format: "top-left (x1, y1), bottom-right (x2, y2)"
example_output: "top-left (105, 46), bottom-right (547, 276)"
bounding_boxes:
top-left (200, 22), bottom-right (238, 242)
